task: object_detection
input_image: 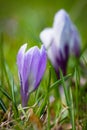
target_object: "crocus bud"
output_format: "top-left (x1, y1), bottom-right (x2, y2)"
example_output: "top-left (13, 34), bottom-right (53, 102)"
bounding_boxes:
top-left (40, 9), bottom-right (81, 78)
top-left (17, 44), bottom-right (47, 107)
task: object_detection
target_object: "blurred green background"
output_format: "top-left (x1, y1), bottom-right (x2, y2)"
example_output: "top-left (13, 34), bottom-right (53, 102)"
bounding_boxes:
top-left (0, 0), bottom-right (87, 78)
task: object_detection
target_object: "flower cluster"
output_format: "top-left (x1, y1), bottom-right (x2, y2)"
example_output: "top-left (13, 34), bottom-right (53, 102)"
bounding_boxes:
top-left (17, 9), bottom-right (81, 107)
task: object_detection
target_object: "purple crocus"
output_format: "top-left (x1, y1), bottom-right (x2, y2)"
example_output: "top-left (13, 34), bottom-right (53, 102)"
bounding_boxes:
top-left (17, 44), bottom-right (47, 107)
top-left (40, 9), bottom-right (81, 78)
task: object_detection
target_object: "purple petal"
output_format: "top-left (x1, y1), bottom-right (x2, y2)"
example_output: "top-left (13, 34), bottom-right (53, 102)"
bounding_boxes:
top-left (28, 46), bottom-right (41, 92)
top-left (22, 46), bottom-right (41, 94)
top-left (17, 43), bottom-right (27, 79)
top-left (35, 45), bottom-right (47, 88)
top-left (21, 83), bottom-right (29, 107)
top-left (70, 25), bottom-right (81, 56)
top-left (53, 9), bottom-right (81, 57)
top-left (22, 47), bottom-right (35, 90)
top-left (56, 44), bottom-right (69, 78)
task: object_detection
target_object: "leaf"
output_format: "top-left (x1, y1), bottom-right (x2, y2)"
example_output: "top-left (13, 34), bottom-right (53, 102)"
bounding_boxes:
top-left (0, 33), bottom-right (4, 85)
top-left (3, 61), bottom-right (18, 115)
top-left (0, 85), bottom-right (12, 101)
top-left (50, 73), bottom-right (72, 92)
top-left (82, 55), bottom-right (87, 67)
top-left (0, 98), bottom-right (7, 113)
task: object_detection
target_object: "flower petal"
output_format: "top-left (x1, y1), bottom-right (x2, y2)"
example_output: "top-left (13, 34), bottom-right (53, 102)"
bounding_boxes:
top-left (70, 25), bottom-right (81, 56)
top-left (35, 45), bottom-right (47, 88)
top-left (27, 46), bottom-right (41, 93)
top-left (53, 10), bottom-right (72, 57)
top-left (22, 47), bottom-right (36, 92)
top-left (53, 9), bottom-right (71, 31)
top-left (17, 43), bottom-right (27, 78)
top-left (40, 28), bottom-right (54, 49)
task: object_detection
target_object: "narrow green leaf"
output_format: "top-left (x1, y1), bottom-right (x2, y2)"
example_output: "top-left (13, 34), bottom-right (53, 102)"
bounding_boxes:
top-left (69, 87), bottom-right (75, 130)
top-left (59, 69), bottom-right (75, 130)
top-left (4, 62), bottom-right (17, 100)
top-left (0, 33), bottom-right (4, 85)
top-left (59, 69), bottom-right (69, 106)
top-left (12, 80), bottom-right (18, 116)
top-left (0, 98), bottom-right (7, 112)
top-left (82, 55), bottom-right (87, 67)
top-left (47, 67), bottom-right (51, 130)
top-left (74, 67), bottom-right (80, 119)
top-left (3, 61), bottom-right (14, 94)
top-left (12, 80), bottom-right (15, 104)
top-left (50, 74), bottom-right (72, 92)
top-left (0, 85), bottom-right (12, 101)
top-left (36, 95), bottom-right (47, 117)
top-left (80, 42), bottom-right (87, 57)
top-left (2, 61), bottom-right (18, 116)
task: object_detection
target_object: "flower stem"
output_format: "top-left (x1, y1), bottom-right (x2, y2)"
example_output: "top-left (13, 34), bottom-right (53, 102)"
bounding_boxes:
top-left (47, 66), bottom-right (51, 130)
top-left (59, 68), bottom-right (75, 130)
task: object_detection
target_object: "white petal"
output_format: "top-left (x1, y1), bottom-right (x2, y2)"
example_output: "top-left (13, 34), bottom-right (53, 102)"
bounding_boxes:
top-left (40, 28), bottom-right (54, 49)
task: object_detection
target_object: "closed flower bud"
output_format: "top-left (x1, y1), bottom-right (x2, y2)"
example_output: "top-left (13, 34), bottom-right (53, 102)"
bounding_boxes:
top-left (17, 44), bottom-right (47, 107)
top-left (40, 9), bottom-right (81, 78)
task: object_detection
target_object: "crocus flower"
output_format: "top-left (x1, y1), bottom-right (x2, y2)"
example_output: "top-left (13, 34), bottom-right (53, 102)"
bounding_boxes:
top-left (17, 44), bottom-right (47, 107)
top-left (40, 9), bottom-right (81, 78)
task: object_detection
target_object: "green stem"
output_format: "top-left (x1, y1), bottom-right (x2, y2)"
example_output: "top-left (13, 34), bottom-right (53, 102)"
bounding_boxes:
top-left (59, 69), bottom-right (69, 106)
top-left (47, 67), bottom-right (51, 130)
top-left (69, 87), bottom-right (75, 130)
top-left (59, 69), bottom-right (75, 130)
top-left (75, 67), bottom-right (80, 119)
top-left (75, 68), bottom-right (78, 118)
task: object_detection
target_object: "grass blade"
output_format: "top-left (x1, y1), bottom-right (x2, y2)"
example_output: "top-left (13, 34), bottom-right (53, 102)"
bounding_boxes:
top-left (0, 85), bottom-right (12, 101)
top-left (50, 74), bottom-right (72, 92)
top-left (0, 33), bottom-right (4, 85)
top-left (74, 67), bottom-right (80, 119)
top-left (4, 62), bottom-right (17, 100)
top-left (36, 95), bottom-right (47, 117)
top-left (59, 69), bottom-right (69, 106)
top-left (69, 87), bottom-right (75, 130)
top-left (47, 67), bottom-right (51, 130)
top-left (59, 69), bottom-right (75, 130)
top-left (0, 98), bottom-right (7, 113)
top-left (82, 55), bottom-right (87, 67)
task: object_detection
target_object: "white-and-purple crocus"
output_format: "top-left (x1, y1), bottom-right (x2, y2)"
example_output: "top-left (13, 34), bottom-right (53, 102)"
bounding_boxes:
top-left (17, 44), bottom-right (47, 107)
top-left (40, 9), bottom-right (81, 78)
